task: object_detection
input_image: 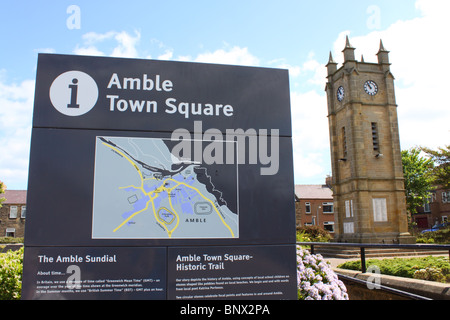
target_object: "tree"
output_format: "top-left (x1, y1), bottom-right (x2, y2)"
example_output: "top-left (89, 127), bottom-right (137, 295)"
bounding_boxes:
top-left (0, 180), bottom-right (6, 209)
top-left (401, 148), bottom-right (434, 216)
top-left (419, 145), bottom-right (450, 189)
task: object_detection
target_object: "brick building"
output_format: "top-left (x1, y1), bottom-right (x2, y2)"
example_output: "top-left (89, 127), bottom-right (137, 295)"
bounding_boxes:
top-left (295, 181), bottom-right (335, 234)
top-left (0, 190), bottom-right (27, 238)
top-left (413, 186), bottom-right (450, 230)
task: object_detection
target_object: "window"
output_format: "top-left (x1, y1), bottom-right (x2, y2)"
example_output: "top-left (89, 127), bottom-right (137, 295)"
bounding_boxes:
top-left (5, 228), bottom-right (15, 237)
top-left (371, 122), bottom-right (380, 152)
top-left (342, 127), bottom-right (347, 159)
top-left (322, 202), bottom-right (334, 213)
top-left (442, 191), bottom-right (450, 203)
top-left (423, 197), bottom-right (431, 213)
top-left (345, 200), bottom-right (354, 218)
top-left (431, 192), bottom-right (437, 202)
top-left (373, 198), bottom-right (387, 222)
top-left (21, 206), bottom-right (26, 218)
top-left (323, 221), bottom-right (334, 233)
top-left (344, 222), bottom-right (354, 234)
top-left (305, 202), bottom-right (311, 214)
top-left (9, 206), bottom-right (18, 219)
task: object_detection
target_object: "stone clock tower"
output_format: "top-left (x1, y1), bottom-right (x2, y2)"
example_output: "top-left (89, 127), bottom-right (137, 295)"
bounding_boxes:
top-left (325, 37), bottom-right (414, 243)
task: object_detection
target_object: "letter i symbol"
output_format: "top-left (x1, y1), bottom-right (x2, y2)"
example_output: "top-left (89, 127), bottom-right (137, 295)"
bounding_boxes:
top-left (68, 78), bottom-right (80, 108)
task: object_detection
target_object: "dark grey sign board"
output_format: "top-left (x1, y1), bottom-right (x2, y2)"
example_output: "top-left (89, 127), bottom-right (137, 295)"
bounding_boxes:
top-left (168, 245), bottom-right (296, 300)
top-left (22, 54), bottom-right (296, 300)
top-left (22, 246), bottom-right (167, 300)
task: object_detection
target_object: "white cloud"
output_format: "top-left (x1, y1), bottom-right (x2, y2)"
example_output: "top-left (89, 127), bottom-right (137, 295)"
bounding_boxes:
top-left (81, 31), bottom-right (116, 45)
top-left (268, 58), bottom-right (301, 77)
top-left (193, 46), bottom-right (260, 66)
top-left (111, 31), bottom-right (141, 58)
top-left (282, 64), bottom-right (301, 77)
top-left (75, 32), bottom-right (260, 69)
top-left (161, 45), bottom-right (261, 66)
top-left (72, 32), bottom-right (259, 68)
top-left (301, 52), bottom-right (327, 86)
top-left (415, 0), bottom-right (450, 17)
top-left (290, 90), bottom-right (330, 183)
top-left (158, 50), bottom-right (174, 61)
top-left (73, 30), bottom-right (141, 58)
top-left (176, 55), bottom-right (192, 62)
top-left (331, 1), bottom-right (450, 151)
top-left (73, 45), bottom-right (105, 56)
top-left (0, 78), bottom-right (34, 190)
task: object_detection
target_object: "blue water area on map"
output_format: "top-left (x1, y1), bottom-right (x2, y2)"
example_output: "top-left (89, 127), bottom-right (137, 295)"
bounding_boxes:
top-left (121, 193), bottom-right (149, 219)
top-left (181, 201), bottom-right (194, 215)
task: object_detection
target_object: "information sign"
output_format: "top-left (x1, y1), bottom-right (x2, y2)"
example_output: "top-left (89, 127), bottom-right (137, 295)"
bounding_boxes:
top-left (22, 54), bottom-right (296, 300)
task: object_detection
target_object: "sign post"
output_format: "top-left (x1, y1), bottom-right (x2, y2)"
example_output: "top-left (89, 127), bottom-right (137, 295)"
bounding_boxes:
top-left (22, 54), bottom-right (297, 300)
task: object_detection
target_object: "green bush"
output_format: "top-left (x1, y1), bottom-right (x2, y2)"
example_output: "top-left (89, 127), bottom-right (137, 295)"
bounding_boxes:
top-left (296, 226), bottom-right (331, 243)
top-left (416, 237), bottom-right (435, 244)
top-left (416, 228), bottom-right (450, 244)
top-left (0, 237), bottom-right (24, 244)
top-left (413, 267), bottom-right (449, 283)
top-left (0, 247), bottom-right (23, 300)
top-left (338, 255), bottom-right (450, 283)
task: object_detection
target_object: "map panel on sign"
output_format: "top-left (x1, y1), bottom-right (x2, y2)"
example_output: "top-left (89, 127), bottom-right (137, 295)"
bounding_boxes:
top-left (92, 136), bottom-right (239, 239)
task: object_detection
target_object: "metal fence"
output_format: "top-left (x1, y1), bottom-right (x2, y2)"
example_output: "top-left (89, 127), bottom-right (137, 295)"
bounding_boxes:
top-left (296, 242), bottom-right (450, 273)
top-left (296, 242), bottom-right (450, 300)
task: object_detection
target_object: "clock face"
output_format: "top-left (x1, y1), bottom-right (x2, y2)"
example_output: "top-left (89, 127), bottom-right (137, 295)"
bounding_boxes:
top-left (364, 80), bottom-right (378, 95)
top-left (337, 86), bottom-right (345, 102)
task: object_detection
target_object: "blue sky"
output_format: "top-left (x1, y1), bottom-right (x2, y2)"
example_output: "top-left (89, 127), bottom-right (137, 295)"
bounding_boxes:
top-left (1, 0), bottom-right (449, 190)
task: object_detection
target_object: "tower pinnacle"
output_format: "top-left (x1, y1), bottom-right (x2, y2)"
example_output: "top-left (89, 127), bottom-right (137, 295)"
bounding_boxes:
top-left (342, 35), bottom-right (356, 62)
top-left (345, 35), bottom-right (353, 49)
top-left (326, 51), bottom-right (338, 75)
top-left (377, 39), bottom-right (390, 66)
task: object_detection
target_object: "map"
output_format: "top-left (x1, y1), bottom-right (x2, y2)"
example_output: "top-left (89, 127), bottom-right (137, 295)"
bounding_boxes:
top-left (92, 136), bottom-right (239, 239)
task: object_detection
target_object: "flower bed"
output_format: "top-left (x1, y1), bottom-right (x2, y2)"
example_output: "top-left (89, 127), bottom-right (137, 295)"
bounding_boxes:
top-left (297, 246), bottom-right (348, 300)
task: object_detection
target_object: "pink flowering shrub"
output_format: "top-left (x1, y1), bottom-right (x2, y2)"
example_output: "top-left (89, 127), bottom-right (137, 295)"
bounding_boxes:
top-left (297, 246), bottom-right (348, 300)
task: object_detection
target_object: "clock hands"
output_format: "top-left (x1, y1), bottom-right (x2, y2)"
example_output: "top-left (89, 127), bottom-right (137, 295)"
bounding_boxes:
top-left (364, 80), bottom-right (378, 95)
top-left (337, 86), bottom-right (344, 101)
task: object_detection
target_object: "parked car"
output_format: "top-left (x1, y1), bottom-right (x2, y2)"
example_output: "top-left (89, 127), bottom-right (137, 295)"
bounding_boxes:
top-left (421, 222), bottom-right (448, 234)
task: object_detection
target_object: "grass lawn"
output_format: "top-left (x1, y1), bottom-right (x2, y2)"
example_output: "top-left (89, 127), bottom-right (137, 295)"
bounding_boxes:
top-left (337, 255), bottom-right (450, 283)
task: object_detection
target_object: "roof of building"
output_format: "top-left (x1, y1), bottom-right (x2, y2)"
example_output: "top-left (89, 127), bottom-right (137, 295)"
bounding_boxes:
top-left (295, 185), bottom-right (333, 200)
top-left (0, 190), bottom-right (27, 204)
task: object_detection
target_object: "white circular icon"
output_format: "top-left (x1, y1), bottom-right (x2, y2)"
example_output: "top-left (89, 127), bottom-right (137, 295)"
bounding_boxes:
top-left (49, 70), bottom-right (98, 116)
